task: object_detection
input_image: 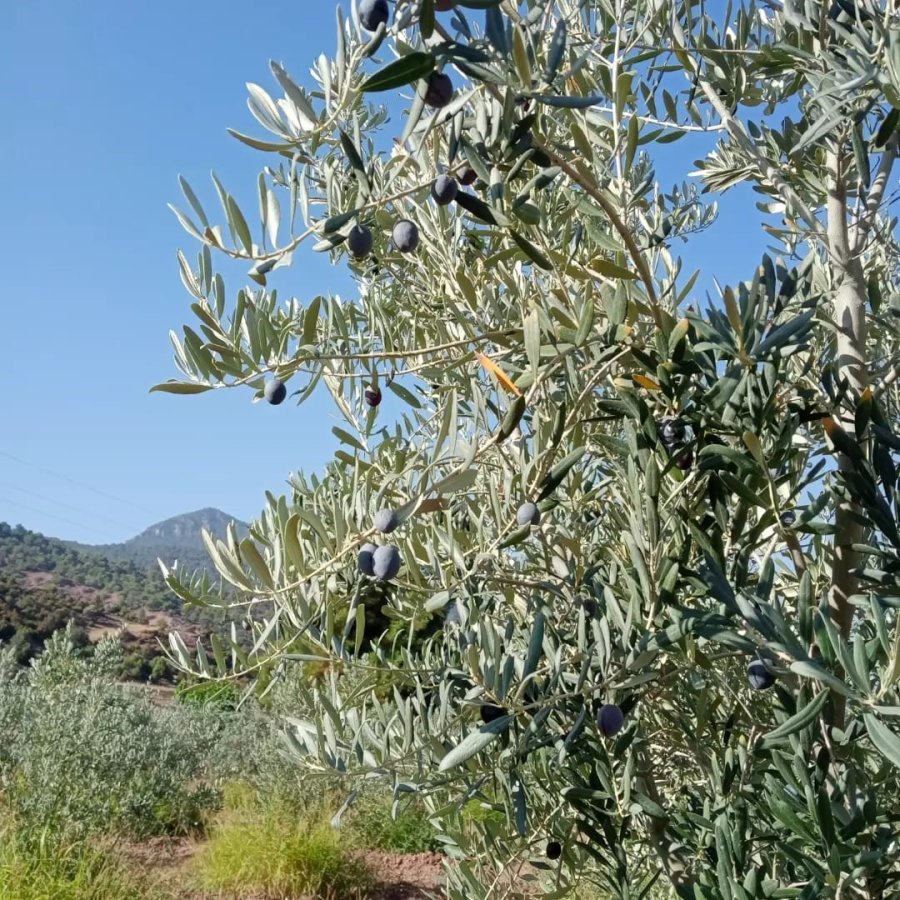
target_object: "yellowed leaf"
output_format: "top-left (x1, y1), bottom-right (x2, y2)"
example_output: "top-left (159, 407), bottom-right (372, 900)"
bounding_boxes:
top-left (475, 352), bottom-right (523, 397)
top-left (632, 374), bottom-right (661, 391)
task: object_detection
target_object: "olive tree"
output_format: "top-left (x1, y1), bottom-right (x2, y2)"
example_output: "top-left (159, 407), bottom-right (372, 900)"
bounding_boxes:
top-left (157, 1), bottom-right (900, 896)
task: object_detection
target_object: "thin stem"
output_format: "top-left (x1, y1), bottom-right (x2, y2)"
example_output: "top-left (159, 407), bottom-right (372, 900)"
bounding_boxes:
top-left (535, 143), bottom-right (660, 314)
top-left (611, 0), bottom-right (624, 189)
top-left (204, 172), bottom-right (439, 263)
top-left (224, 329), bottom-right (521, 387)
top-left (593, 106), bottom-right (728, 134)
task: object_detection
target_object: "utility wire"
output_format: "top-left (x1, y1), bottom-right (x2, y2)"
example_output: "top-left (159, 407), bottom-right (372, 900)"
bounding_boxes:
top-left (0, 481), bottom-right (140, 534)
top-left (0, 449), bottom-right (164, 518)
top-left (0, 496), bottom-right (124, 541)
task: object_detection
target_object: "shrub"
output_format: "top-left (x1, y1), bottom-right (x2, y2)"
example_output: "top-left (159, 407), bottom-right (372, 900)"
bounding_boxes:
top-left (194, 786), bottom-right (373, 898)
top-left (174, 677), bottom-right (240, 710)
top-left (0, 627), bottom-right (244, 841)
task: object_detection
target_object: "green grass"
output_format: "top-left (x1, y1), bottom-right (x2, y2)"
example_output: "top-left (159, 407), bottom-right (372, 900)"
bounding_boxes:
top-left (345, 791), bottom-right (439, 854)
top-left (193, 783), bottom-right (373, 899)
top-left (0, 820), bottom-right (153, 900)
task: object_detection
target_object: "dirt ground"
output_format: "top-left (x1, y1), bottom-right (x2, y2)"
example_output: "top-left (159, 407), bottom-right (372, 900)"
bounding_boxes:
top-left (115, 836), bottom-right (446, 899)
top-left (355, 850), bottom-right (445, 899)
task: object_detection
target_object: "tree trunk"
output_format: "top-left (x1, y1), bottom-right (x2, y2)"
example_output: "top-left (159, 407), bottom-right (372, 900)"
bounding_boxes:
top-left (825, 146), bottom-right (869, 730)
top-left (825, 145), bottom-right (869, 639)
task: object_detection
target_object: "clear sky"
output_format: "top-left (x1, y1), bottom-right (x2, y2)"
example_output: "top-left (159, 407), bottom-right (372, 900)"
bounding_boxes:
top-left (0, 0), bottom-right (769, 544)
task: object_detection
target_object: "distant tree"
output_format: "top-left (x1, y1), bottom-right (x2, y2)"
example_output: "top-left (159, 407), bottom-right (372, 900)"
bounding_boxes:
top-left (160, 2), bottom-right (900, 897)
top-left (12, 628), bottom-right (41, 666)
top-left (120, 652), bottom-right (152, 683)
top-left (149, 655), bottom-right (170, 683)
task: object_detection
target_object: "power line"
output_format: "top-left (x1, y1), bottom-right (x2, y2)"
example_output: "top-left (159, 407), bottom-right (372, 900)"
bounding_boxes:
top-left (0, 449), bottom-right (164, 518)
top-left (0, 495), bottom-right (124, 541)
top-left (0, 481), bottom-right (140, 534)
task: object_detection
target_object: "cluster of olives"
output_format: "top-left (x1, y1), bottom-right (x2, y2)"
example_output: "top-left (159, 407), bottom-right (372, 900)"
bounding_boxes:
top-left (359, 2), bottom-right (456, 115)
top-left (264, 376), bottom-right (380, 410)
top-left (358, 508), bottom-right (402, 581)
top-left (535, 667), bottom-right (772, 860)
top-left (346, 151), bottom-right (469, 264)
top-left (358, 497), bottom-right (543, 589)
top-left (346, 218), bottom-right (421, 261)
top-left (658, 416), bottom-right (692, 470)
top-left (431, 162), bottom-right (477, 203)
top-left (355, 2), bottom-right (473, 265)
top-left (275, 6), bottom-right (782, 796)
top-left (358, 543), bottom-right (400, 580)
top-left (480, 698), bottom-right (626, 865)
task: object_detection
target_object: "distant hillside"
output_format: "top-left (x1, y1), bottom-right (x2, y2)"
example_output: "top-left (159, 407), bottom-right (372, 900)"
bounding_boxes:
top-left (0, 522), bottom-right (236, 678)
top-left (71, 508), bottom-right (249, 572)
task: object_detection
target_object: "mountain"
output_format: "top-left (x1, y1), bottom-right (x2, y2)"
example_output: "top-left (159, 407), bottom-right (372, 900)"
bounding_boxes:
top-left (0, 522), bottom-right (223, 677)
top-left (0, 511), bottom-right (410, 681)
top-left (71, 508), bottom-right (249, 572)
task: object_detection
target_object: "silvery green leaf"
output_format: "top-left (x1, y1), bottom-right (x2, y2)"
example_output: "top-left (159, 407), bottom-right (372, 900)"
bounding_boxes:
top-left (270, 61), bottom-right (318, 129)
top-left (530, 93), bottom-right (604, 109)
top-left (485, 7), bottom-right (508, 56)
top-left (789, 660), bottom-right (856, 698)
top-left (524, 309), bottom-right (540, 380)
top-left (439, 715), bottom-right (512, 771)
top-left (362, 53), bottom-right (435, 93)
top-left (149, 381), bottom-right (214, 395)
top-left (864, 714), bottom-right (900, 769)
top-left (425, 591), bottom-right (452, 612)
top-left (178, 175), bottom-right (209, 228)
top-left (544, 18), bottom-right (567, 83)
top-left (265, 187), bottom-right (280, 247)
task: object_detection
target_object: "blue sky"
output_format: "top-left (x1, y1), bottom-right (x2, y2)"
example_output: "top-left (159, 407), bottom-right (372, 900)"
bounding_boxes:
top-left (0, 1), bottom-right (768, 544)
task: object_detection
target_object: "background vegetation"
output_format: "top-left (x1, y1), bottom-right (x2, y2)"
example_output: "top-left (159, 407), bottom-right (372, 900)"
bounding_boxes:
top-left (0, 519), bottom-right (257, 678)
top-left (0, 628), bottom-right (440, 898)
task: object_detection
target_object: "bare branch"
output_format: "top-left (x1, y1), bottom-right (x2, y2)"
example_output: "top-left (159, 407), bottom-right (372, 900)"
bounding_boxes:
top-left (852, 133), bottom-right (899, 255)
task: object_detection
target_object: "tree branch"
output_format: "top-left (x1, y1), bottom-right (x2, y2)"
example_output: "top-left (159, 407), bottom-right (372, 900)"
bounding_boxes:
top-left (638, 750), bottom-right (694, 896)
top-left (533, 143), bottom-right (660, 317)
top-left (852, 133), bottom-right (899, 255)
top-left (668, 16), bottom-right (824, 240)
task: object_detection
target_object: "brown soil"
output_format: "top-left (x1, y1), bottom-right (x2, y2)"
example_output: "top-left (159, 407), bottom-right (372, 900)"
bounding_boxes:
top-left (21, 568), bottom-right (207, 654)
top-left (355, 850), bottom-right (444, 899)
top-left (113, 837), bottom-right (446, 900)
top-left (24, 569), bottom-right (114, 605)
top-left (23, 571), bottom-right (53, 588)
top-left (86, 609), bottom-right (204, 649)
top-left (86, 612), bottom-right (127, 642)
